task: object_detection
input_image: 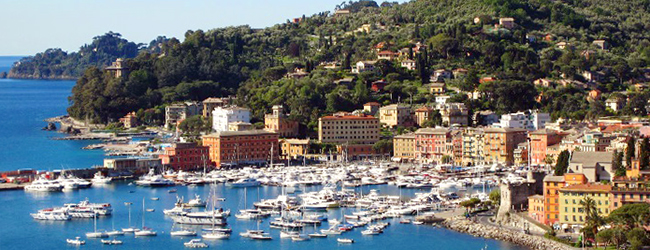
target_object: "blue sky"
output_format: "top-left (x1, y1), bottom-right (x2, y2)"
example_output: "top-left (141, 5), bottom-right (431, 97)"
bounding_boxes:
top-left (0, 0), bottom-right (407, 56)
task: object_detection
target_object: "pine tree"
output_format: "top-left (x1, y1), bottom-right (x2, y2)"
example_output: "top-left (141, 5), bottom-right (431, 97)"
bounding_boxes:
top-left (554, 150), bottom-right (570, 176)
top-left (626, 137), bottom-right (635, 167)
top-left (641, 138), bottom-right (650, 169)
top-left (614, 150), bottom-right (626, 177)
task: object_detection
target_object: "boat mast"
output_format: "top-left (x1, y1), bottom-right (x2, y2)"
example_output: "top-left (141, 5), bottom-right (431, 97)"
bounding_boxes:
top-left (142, 198), bottom-right (145, 228)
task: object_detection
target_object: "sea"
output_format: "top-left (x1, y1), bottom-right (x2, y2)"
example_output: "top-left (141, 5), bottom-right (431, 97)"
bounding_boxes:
top-left (0, 56), bottom-right (528, 250)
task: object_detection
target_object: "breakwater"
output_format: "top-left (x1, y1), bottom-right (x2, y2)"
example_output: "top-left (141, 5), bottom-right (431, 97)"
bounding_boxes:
top-left (443, 217), bottom-right (572, 250)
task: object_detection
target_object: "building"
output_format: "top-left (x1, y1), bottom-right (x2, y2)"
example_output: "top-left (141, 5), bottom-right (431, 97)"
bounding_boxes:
top-left (318, 113), bottom-right (380, 145)
top-left (371, 80), bottom-right (387, 92)
top-left (400, 59), bottom-right (416, 70)
top-left (429, 82), bottom-right (446, 95)
top-left (559, 183), bottom-right (612, 231)
top-left (592, 39), bottom-right (608, 50)
top-left (437, 103), bottom-right (469, 126)
top-left (202, 130), bottom-right (279, 167)
top-left (499, 17), bottom-right (515, 29)
top-left (379, 104), bottom-right (411, 128)
top-left (202, 96), bottom-right (235, 117)
top-left (393, 133), bottom-right (416, 161)
top-left (228, 121), bottom-right (253, 131)
top-left (606, 97), bottom-right (626, 112)
top-left (363, 102), bottom-right (381, 116)
top-left (280, 139), bottom-right (310, 160)
top-left (264, 105), bottom-right (299, 138)
top-left (610, 177), bottom-right (650, 211)
top-left (337, 144), bottom-right (378, 161)
top-left (165, 102), bottom-right (201, 129)
top-left (496, 110), bottom-right (550, 131)
top-left (159, 142), bottom-right (211, 171)
top-left (568, 151), bottom-right (614, 182)
top-left (415, 128), bottom-right (451, 164)
top-left (588, 89), bottom-right (602, 101)
top-left (435, 95), bottom-right (450, 105)
top-left (105, 58), bottom-right (129, 78)
top-left (119, 112), bottom-right (138, 129)
top-left (352, 61), bottom-right (377, 73)
top-left (528, 195), bottom-right (545, 225)
top-left (377, 51), bottom-right (397, 60)
top-left (542, 173), bottom-right (587, 226)
top-left (474, 111), bottom-right (499, 126)
top-left (431, 69), bottom-right (452, 82)
top-left (483, 128), bottom-right (527, 165)
top-left (530, 129), bottom-right (565, 166)
top-left (334, 9), bottom-right (350, 17)
top-left (103, 158), bottom-right (162, 172)
top-left (462, 128), bottom-right (485, 166)
top-left (414, 106), bottom-right (435, 127)
top-left (513, 142), bottom-right (528, 166)
top-left (212, 106), bottom-right (251, 132)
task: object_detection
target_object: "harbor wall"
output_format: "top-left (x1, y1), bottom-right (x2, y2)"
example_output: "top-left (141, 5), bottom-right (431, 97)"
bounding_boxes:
top-left (443, 217), bottom-right (572, 250)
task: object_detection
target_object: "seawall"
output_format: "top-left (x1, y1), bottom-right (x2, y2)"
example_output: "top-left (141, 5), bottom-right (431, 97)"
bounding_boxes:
top-left (442, 217), bottom-right (572, 250)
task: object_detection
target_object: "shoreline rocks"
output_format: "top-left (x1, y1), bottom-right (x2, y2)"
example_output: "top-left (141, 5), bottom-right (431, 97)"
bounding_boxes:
top-left (443, 217), bottom-right (572, 250)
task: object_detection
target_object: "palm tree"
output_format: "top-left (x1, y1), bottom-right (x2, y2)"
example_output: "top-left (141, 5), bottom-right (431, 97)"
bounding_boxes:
top-left (580, 197), bottom-right (605, 247)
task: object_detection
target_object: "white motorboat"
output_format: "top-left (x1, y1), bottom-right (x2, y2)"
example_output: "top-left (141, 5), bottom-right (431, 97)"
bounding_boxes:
top-left (66, 237), bottom-right (85, 245)
top-left (249, 234), bottom-right (272, 240)
top-left (308, 232), bottom-right (327, 238)
top-left (172, 210), bottom-right (228, 225)
top-left (337, 238), bottom-right (354, 243)
top-left (136, 169), bottom-right (175, 187)
top-left (101, 239), bottom-right (123, 245)
top-left (361, 229), bottom-right (381, 235)
top-left (63, 199), bottom-right (113, 216)
top-left (185, 194), bottom-right (207, 207)
top-left (25, 178), bottom-right (63, 192)
top-left (279, 231), bottom-right (299, 238)
top-left (91, 171), bottom-right (112, 184)
top-left (31, 208), bottom-right (71, 221)
top-left (184, 239), bottom-right (209, 248)
top-left (171, 230), bottom-right (198, 237)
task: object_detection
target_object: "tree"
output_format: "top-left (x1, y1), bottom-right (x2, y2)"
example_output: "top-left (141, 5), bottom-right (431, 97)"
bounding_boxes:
top-left (372, 139), bottom-right (393, 155)
top-left (580, 197), bottom-right (605, 247)
top-left (489, 189), bottom-right (500, 206)
top-left (460, 198), bottom-right (481, 213)
top-left (626, 228), bottom-right (648, 250)
top-left (613, 150), bottom-right (626, 177)
top-left (608, 203), bottom-right (650, 228)
top-left (554, 150), bottom-right (570, 176)
top-left (421, 110), bottom-right (442, 128)
top-left (597, 228), bottom-right (627, 250)
top-left (441, 155), bottom-right (453, 164)
top-left (626, 137), bottom-right (636, 167)
top-left (641, 138), bottom-right (650, 169)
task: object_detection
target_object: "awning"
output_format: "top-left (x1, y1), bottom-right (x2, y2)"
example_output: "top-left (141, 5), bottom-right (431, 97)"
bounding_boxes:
top-left (391, 157), bottom-right (401, 162)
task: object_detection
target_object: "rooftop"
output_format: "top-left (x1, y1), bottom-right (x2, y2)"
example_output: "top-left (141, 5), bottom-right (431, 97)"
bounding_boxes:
top-left (560, 183), bottom-right (612, 193)
top-left (543, 175), bottom-right (564, 182)
top-left (320, 114), bottom-right (378, 120)
top-left (570, 151), bottom-right (613, 166)
top-left (415, 127), bottom-right (450, 134)
top-left (203, 129), bottom-right (277, 138)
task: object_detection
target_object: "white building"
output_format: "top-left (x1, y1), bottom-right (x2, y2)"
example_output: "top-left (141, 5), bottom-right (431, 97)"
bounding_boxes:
top-left (435, 95), bottom-right (450, 105)
top-left (352, 61), bottom-right (377, 74)
top-left (494, 109), bottom-right (550, 131)
top-left (212, 106), bottom-right (251, 132)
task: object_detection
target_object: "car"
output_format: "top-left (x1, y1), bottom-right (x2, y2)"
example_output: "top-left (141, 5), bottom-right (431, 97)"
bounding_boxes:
top-left (0, 179), bottom-right (6, 183)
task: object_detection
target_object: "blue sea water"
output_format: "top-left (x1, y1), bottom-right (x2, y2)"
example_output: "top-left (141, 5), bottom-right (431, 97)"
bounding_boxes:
top-left (0, 56), bottom-right (106, 172)
top-left (0, 56), bottom-right (528, 250)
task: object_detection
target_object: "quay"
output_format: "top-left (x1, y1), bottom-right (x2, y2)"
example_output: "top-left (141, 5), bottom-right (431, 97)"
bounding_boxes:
top-left (0, 183), bottom-right (26, 191)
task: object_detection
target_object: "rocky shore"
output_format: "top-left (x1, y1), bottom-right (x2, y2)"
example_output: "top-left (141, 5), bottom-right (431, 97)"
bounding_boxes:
top-left (443, 217), bottom-right (572, 250)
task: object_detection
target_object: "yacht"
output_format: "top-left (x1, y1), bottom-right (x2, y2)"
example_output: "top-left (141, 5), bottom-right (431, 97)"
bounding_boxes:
top-left (66, 237), bottom-right (85, 245)
top-left (86, 213), bottom-right (108, 238)
top-left (171, 230), bottom-right (198, 237)
top-left (172, 210), bottom-right (228, 225)
top-left (134, 198), bottom-right (157, 236)
top-left (31, 208), bottom-right (71, 221)
top-left (229, 178), bottom-right (260, 188)
top-left (136, 169), bottom-right (175, 187)
top-left (279, 231), bottom-right (299, 238)
top-left (184, 239), bottom-right (209, 248)
top-left (24, 178), bottom-right (63, 192)
top-left (185, 194), bottom-right (207, 207)
top-left (201, 231), bottom-right (230, 240)
top-left (337, 238), bottom-right (354, 243)
top-left (63, 199), bottom-right (113, 216)
top-left (92, 172), bottom-right (112, 184)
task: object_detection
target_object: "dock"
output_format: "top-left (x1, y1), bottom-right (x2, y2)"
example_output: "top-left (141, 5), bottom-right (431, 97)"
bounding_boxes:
top-left (0, 183), bottom-right (26, 191)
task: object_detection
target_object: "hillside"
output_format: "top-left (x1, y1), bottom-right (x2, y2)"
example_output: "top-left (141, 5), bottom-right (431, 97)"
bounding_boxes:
top-left (55, 0), bottom-right (650, 128)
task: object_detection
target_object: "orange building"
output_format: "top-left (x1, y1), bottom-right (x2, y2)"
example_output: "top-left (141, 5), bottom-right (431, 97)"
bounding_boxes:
top-left (528, 195), bottom-right (545, 223)
top-left (483, 128), bottom-right (527, 165)
top-left (541, 173), bottom-right (587, 225)
top-left (336, 144), bottom-right (379, 161)
top-left (610, 176), bottom-right (650, 211)
top-left (529, 129), bottom-right (565, 166)
top-left (202, 130), bottom-right (279, 168)
top-left (264, 105), bottom-right (299, 138)
top-left (159, 142), bottom-right (211, 171)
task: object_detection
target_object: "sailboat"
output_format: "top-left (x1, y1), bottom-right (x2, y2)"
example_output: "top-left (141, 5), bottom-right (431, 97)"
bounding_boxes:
top-left (202, 187), bottom-right (230, 240)
top-left (106, 214), bottom-right (125, 236)
top-left (246, 220), bottom-right (272, 240)
top-left (134, 198), bottom-right (157, 236)
top-left (86, 212), bottom-right (108, 238)
top-left (122, 202), bottom-right (140, 233)
top-left (170, 222), bottom-right (197, 236)
top-left (308, 223), bottom-right (327, 238)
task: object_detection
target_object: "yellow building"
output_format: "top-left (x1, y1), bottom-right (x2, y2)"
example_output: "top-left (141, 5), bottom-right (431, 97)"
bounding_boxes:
top-left (393, 133), bottom-right (415, 161)
top-left (483, 128), bottom-right (527, 165)
top-left (379, 104), bottom-right (411, 128)
top-left (559, 183), bottom-right (612, 229)
top-left (318, 113), bottom-right (380, 145)
top-left (280, 139), bottom-right (310, 160)
top-left (264, 105), bottom-right (299, 138)
top-left (429, 82), bottom-right (446, 94)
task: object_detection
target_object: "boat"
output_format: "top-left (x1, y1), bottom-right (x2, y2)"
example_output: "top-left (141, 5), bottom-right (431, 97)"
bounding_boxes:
top-left (308, 223), bottom-right (327, 238)
top-left (249, 234), bottom-right (272, 240)
top-left (361, 229), bottom-right (381, 235)
top-left (168, 189), bottom-right (178, 193)
top-left (291, 235), bottom-right (310, 241)
top-left (399, 219), bottom-right (412, 224)
top-left (171, 230), bottom-right (198, 237)
top-left (151, 197), bottom-right (160, 201)
top-left (146, 209), bottom-right (155, 212)
top-left (91, 172), bottom-right (112, 184)
top-left (24, 178), bottom-right (63, 192)
top-left (229, 178), bottom-right (260, 188)
top-left (101, 239), bottom-right (123, 245)
top-left (66, 237), bottom-right (85, 245)
top-left (337, 238), bottom-right (354, 243)
top-left (134, 198), bottom-right (157, 237)
top-left (86, 213), bottom-right (108, 238)
top-left (106, 230), bottom-right (124, 236)
top-left (201, 193), bottom-right (230, 240)
top-left (31, 208), bottom-right (71, 221)
top-left (172, 210), bottom-right (228, 225)
top-left (184, 239), bottom-right (209, 248)
top-left (185, 194), bottom-right (207, 207)
top-left (280, 230), bottom-right (299, 238)
top-left (63, 199), bottom-right (113, 216)
top-left (122, 202), bottom-right (140, 233)
top-left (135, 169), bottom-right (175, 187)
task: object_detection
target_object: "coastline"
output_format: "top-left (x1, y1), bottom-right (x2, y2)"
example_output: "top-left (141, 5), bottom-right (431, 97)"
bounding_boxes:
top-left (442, 216), bottom-right (572, 250)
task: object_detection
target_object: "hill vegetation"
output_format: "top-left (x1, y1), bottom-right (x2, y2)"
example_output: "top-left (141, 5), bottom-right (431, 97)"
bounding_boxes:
top-left (19, 0), bottom-right (650, 129)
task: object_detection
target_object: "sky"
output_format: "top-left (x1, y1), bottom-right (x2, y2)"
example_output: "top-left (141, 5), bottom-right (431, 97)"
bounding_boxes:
top-left (0, 0), bottom-right (407, 56)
